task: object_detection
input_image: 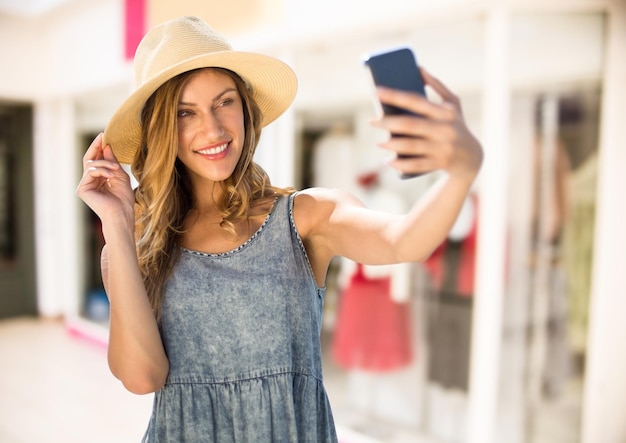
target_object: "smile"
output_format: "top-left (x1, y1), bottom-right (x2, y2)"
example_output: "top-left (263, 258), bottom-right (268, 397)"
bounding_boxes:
top-left (196, 143), bottom-right (229, 155)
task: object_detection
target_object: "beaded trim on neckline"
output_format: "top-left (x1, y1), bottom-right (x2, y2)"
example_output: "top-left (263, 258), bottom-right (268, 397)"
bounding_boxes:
top-left (177, 196), bottom-right (279, 257)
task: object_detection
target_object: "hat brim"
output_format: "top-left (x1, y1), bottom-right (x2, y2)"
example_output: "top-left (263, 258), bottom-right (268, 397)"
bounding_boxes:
top-left (103, 51), bottom-right (297, 164)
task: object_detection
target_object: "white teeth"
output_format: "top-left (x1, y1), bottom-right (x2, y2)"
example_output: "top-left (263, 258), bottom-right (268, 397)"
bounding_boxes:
top-left (197, 143), bottom-right (228, 155)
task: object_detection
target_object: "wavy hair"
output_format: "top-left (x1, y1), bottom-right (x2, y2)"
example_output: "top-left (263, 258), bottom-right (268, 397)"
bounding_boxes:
top-left (131, 67), bottom-right (295, 320)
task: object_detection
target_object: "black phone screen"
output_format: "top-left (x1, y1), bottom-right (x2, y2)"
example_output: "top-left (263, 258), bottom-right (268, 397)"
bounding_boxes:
top-left (363, 47), bottom-right (426, 116)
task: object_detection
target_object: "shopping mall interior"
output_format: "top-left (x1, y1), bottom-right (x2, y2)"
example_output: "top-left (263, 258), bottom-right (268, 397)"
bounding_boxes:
top-left (1, 1), bottom-right (625, 442)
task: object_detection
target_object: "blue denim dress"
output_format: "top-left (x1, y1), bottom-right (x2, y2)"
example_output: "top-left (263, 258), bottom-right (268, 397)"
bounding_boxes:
top-left (141, 193), bottom-right (338, 442)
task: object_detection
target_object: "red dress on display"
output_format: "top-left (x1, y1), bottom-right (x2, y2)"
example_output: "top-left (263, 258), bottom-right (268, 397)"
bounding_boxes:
top-left (331, 263), bottom-right (413, 372)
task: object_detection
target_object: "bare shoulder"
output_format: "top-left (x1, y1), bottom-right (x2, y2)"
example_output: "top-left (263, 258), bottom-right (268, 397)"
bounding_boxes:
top-left (293, 187), bottom-right (364, 238)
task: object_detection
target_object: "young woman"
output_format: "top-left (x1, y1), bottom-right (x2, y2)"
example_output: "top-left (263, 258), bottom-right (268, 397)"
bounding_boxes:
top-left (76, 16), bottom-right (483, 443)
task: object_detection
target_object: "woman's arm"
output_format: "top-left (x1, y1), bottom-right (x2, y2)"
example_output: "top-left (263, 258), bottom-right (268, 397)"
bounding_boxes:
top-left (297, 68), bottom-right (483, 279)
top-left (101, 238), bottom-right (169, 394)
top-left (77, 134), bottom-right (169, 394)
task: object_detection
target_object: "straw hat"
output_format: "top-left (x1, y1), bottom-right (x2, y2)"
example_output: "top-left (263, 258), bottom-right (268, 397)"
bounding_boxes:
top-left (103, 16), bottom-right (298, 164)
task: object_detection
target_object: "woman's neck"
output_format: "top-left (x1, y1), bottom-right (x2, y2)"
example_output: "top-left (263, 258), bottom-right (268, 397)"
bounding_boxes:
top-left (190, 179), bottom-right (223, 215)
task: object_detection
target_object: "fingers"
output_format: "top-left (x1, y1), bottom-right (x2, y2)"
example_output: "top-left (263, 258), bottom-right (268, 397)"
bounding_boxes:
top-left (102, 142), bottom-right (120, 162)
top-left (83, 133), bottom-right (104, 167)
top-left (82, 133), bottom-right (119, 165)
top-left (76, 134), bottom-right (136, 223)
top-left (77, 162), bottom-right (114, 197)
top-left (379, 135), bottom-right (452, 172)
top-left (82, 133), bottom-right (121, 174)
top-left (374, 67), bottom-right (461, 120)
top-left (85, 163), bottom-right (116, 180)
top-left (371, 114), bottom-right (455, 141)
top-left (385, 150), bottom-right (441, 176)
top-left (78, 134), bottom-right (123, 199)
top-left (420, 67), bottom-right (462, 112)
top-left (370, 68), bottom-right (482, 179)
top-left (382, 135), bottom-right (438, 157)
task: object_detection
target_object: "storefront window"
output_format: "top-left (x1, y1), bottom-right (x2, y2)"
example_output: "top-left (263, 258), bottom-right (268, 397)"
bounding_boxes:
top-left (297, 10), bottom-right (604, 443)
top-left (499, 88), bottom-right (600, 443)
top-left (497, 12), bottom-right (604, 443)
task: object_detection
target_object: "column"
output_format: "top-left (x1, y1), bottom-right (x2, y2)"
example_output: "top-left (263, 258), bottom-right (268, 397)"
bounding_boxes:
top-left (467, 8), bottom-right (511, 443)
top-left (33, 99), bottom-right (84, 319)
top-left (582, 3), bottom-right (626, 442)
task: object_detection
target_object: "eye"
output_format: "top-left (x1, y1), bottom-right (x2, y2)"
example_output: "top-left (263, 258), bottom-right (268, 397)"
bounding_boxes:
top-left (177, 109), bottom-right (193, 118)
top-left (218, 98), bottom-right (234, 107)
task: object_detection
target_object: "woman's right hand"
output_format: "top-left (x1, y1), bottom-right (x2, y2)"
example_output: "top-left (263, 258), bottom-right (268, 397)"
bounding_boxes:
top-left (77, 135), bottom-right (169, 394)
top-left (76, 133), bottom-right (135, 225)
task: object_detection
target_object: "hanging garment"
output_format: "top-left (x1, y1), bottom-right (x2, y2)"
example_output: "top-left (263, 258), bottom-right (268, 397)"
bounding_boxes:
top-left (332, 264), bottom-right (413, 372)
top-left (423, 197), bottom-right (478, 391)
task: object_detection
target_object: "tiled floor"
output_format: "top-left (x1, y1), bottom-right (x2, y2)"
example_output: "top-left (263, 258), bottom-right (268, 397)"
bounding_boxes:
top-left (0, 317), bottom-right (153, 443)
top-left (0, 316), bottom-right (430, 443)
top-left (0, 316), bottom-right (580, 443)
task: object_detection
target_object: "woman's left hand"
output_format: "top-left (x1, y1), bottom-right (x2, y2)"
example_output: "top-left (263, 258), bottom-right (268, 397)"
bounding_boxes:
top-left (370, 67), bottom-right (483, 181)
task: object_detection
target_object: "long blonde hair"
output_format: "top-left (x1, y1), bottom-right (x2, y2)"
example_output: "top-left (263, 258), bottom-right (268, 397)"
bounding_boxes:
top-left (131, 67), bottom-right (294, 320)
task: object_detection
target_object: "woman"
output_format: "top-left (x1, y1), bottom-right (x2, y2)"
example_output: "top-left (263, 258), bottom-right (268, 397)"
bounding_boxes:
top-left (77, 16), bottom-right (482, 443)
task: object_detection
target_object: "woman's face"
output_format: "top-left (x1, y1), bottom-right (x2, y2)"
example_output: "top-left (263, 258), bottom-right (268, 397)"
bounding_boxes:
top-left (176, 69), bottom-right (245, 186)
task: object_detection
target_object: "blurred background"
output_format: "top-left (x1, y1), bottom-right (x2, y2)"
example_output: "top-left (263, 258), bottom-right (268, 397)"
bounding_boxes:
top-left (0, 0), bottom-right (625, 442)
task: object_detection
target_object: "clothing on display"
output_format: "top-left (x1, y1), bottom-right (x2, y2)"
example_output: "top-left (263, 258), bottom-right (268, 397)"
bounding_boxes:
top-left (331, 171), bottom-right (414, 373)
top-left (423, 196), bottom-right (477, 391)
top-left (332, 263), bottom-right (413, 372)
top-left (562, 152), bottom-right (597, 355)
top-left (423, 226), bottom-right (476, 297)
top-left (425, 282), bottom-right (473, 391)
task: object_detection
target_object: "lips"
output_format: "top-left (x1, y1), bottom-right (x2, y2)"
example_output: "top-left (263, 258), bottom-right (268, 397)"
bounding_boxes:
top-left (195, 142), bottom-right (229, 156)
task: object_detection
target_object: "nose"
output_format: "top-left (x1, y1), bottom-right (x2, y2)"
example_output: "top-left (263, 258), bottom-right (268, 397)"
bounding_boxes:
top-left (200, 110), bottom-right (225, 139)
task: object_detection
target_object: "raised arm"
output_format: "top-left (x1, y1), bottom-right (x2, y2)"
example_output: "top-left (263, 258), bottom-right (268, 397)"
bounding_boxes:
top-left (76, 134), bottom-right (169, 394)
top-left (297, 68), bottom-right (483, 280)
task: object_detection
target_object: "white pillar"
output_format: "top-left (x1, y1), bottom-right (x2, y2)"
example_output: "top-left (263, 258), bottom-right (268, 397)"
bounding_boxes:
top-left (255, 49), bottom-right (297, 188)
top-left (33, 99), bottom-right (84, 319)
top-left (467, 8), bottom-right (511, 443)
top-left (257, 106), bottom-right (296, 188)
top-left (582, 3), bottom-right (626, 442)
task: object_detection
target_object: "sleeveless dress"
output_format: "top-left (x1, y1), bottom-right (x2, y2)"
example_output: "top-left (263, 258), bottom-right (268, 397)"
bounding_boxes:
top-left (141, 193), bottom-right (338, 442)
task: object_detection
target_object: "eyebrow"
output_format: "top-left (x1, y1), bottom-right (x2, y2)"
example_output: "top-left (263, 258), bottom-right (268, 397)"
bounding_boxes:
top-left (178, 87), bottom-right (238, 107)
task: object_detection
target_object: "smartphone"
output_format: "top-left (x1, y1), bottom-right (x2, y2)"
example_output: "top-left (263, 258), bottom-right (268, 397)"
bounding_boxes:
top-left (363, 46), bottom-right (427, 178)
top-left (363, 46), bottom-right (426, 115)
